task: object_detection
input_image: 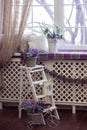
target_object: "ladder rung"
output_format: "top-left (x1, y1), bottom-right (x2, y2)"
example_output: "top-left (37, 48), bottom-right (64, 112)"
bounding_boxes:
top-left (37, 95), bottom-right (46, 99)
top-left (29, 68), bottom-right (44, 73)
top-left (43, 106), bottom-right (57, 112)
top-left (20, 65), bottom-right (44, 70)
top-left (28, 65), bottom-right (44, 70)
top-left (33, 80), bottom-right (47, 85)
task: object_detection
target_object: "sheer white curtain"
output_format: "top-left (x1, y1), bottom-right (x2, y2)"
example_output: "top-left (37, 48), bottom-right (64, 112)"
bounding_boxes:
top-left (0, 0), bottom-right (32, 90)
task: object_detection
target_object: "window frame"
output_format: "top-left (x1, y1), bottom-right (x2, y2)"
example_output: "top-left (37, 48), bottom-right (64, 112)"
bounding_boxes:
top-left (25, 0), bottom-right (54, 35)
top-left (25, 0), bottom-right (87, 51)
top-left (61, 0), bottom-right (87, 51)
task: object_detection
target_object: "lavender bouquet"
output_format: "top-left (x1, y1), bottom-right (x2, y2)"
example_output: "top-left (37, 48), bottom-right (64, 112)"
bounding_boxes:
top-left (21, 48), bottom-right (39, 60)
top-left (21, 101), bottom-right (49, 114)
top-left (40, 24), bottom-right (63, 40)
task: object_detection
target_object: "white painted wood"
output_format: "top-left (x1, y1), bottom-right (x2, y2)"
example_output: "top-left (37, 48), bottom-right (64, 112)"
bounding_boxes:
top-left (0, 102), bottom-right (2, 109)
top-left (1, 58), bottom-right (87, 115)
top-left (72, 106), bottom-right (76, 114)
top-left (19, 65), bottom-right (60, 121)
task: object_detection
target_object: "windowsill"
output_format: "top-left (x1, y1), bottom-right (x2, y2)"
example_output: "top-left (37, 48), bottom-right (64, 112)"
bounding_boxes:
top-left (58, 44), bottom-right (87, 51)
top-left (13, 51), bottom-right (87, 60)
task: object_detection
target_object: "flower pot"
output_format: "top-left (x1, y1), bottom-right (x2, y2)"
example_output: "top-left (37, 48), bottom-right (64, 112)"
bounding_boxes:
top-left (48, 39), bottom-right (58, 53)
top-left (24, 57), bottom-right (37, 67)
top-left (27, 113), bottom-right (45, 125)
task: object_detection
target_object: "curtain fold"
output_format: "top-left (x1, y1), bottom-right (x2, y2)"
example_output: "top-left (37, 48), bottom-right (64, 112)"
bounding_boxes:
top-left (0, 0), bottom-right (32, 90)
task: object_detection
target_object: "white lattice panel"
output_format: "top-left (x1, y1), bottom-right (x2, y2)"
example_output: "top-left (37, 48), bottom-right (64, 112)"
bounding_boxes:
top-left (41, 60), bottom-right (75, 103)
top-left (0, 59), bottom-right (21, 101)
top-left (0, 59), bottom-right (44, 102)
top-left (75, 84), bottom-right (87, 103)
top-left (39, 60), bottom-right (87, 105)
top-left (0, 58), bottom-right (87, 107)
top-left (45, 60), bottom-right (87, 105)
top-left (74, 60), bottom-right (87, 79)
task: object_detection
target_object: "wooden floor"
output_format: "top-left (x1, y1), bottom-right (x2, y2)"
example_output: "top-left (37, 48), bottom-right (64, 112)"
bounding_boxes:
top-left (0, 106), bottom-right (87, 130)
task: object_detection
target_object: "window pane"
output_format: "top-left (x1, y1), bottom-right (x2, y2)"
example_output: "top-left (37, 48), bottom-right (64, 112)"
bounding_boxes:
top-left (64, 4), bottom-right (85, 27)
top-left (44, 0), bottom-right (54, 5)
top-left (64, 5), bottom-right (76, 27)
top-left (64, 27), bottom-right (86, 45)
top-left (64, 0), bottom-right (86, 5)
top-left (84, 27), bottom-right (87, 44)
top-left (64, 0), bottom-right (87, 45)
top-left (33, 0), bottom-right (54, 5)
top-left (33, 0), bottom-right (40, 5)
top-left (33, 6), bottom-right (54, 25)
top-left (25, 0), bottom-right (54, 35)
top-left (84, 5), bottom-right (87, 27)
top-left (64, 0), bottom-right (74, 5)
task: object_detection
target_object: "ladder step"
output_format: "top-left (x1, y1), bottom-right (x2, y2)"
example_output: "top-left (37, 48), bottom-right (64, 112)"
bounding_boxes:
top-left (28, 65), bottom-right (44, 70)
top-left (33, 80), bottom-right (47, 85)
top-left (37, 95), bottom-right (46, 99)
top-left (29, 68), bottom-right (44, 73)
top-left (20, 65), bottom-right (44, 70)
top-left (43, 106), bottom-right (57, 112)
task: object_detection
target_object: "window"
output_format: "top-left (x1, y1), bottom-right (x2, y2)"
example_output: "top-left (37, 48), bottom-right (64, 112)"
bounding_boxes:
top-left (25, 0), bottom-right (87, 50)
top-left (24, 0), bottom-right (54, 35)
top-left (64, 0), bottom-right (87, 48)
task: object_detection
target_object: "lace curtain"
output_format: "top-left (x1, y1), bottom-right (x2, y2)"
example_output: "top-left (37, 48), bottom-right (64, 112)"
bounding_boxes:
top-left (0, 0), bottom-right (32, 90)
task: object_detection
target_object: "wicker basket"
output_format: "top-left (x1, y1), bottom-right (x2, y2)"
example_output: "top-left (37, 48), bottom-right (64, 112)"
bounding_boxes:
top-left (27, 113), bottom-right (45, 125)
top-left (24, 57), bottom-right (37, 67)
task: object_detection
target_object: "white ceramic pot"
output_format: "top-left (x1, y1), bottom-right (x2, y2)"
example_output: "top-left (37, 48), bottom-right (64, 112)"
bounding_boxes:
top-left (48, 39), bottom-right (58, 53)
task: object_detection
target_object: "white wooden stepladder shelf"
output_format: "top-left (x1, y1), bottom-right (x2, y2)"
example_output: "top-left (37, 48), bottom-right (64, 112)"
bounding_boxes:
top-left (19, 65), bottom-right (60, 124)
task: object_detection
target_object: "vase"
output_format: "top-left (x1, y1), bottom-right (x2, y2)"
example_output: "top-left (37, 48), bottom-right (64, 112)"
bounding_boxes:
top-left (24, 57), bottom-right (37, 67)
top-left (48, 39), bottom-right (58, 53)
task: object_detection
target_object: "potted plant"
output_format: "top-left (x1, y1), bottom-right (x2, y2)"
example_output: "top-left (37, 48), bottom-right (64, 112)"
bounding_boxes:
top-left (40, 24), bottom-right (64, 52)
top-left (21, 48), bottom-right (39, 67)
top-left (21, 101), bottom-right (49, 124)
top-left (21, 101), bottom-right (49, 114)
top-left (41, 25), bottom-right (63, 39)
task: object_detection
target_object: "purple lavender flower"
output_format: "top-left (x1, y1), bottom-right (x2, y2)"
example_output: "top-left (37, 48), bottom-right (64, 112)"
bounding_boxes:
top-left (40, 24), bottom-right (63, 39)
top-left (21, 101), bottom-right (50, 114)
top-left (21, 101), bottom-right (32, 108)
top-left (21, 48), bottom-right (39, 60)
top-left (50, 31), bottom-right (56, 39)
top-left (28, 48), bottom-right (38, 57)
top-left (30, 48), bottom-right (38, 57)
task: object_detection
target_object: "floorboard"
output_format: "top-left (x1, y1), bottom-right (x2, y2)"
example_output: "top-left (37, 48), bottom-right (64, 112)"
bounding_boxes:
top-left (0, 106), bottom-right (87, 130)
